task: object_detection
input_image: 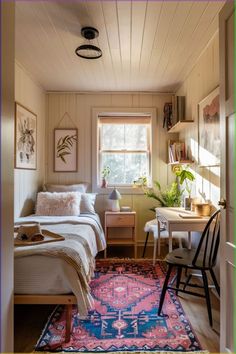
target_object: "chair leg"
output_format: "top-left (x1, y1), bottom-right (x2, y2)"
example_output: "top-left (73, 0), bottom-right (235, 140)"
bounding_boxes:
top-left (202, 270), bottom-right (213, 327)
top-left (176, 267), bottom-right (182, 296)
top-left (153, 237), bottom-right (157, 266)
top-left (210, 269), bottom-right (220, 296)
top-left (142, 232), bottom-right (149, 258)
top-left (183, 273), bottom-right (192, 291)
top-left (178, 238), bottom-right (183, 248)
top-left (158, 264), bottom-right (173, 316)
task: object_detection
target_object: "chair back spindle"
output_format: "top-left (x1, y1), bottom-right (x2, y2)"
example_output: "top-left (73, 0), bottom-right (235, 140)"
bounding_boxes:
top-left (192, 210), bottom-right (221, 269)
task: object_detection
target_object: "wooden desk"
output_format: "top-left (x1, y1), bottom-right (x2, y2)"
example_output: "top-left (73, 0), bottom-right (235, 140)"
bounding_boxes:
top-left (155, 207), bottom-right (209, 253)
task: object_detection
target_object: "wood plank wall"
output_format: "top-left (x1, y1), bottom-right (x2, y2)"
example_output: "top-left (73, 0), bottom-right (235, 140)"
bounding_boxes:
top-left (14, 62), bottom-right (46, 217)
top-left (177, 33), bottom-right (220, 208)
top-left (46, 92), bottom-right (174, 243)
top-left (176, 33), bottom-right (220, 281)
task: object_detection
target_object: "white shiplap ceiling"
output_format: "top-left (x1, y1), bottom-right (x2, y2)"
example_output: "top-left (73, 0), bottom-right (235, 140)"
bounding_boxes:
top-left (15, 1), bottom-right (225, 92)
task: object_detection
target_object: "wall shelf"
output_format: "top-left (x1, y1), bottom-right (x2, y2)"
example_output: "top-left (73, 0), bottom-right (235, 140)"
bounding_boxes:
top-left (168, 160), bottom-right (194, 166)
top-left (167, 120), bottom-right (194, 133)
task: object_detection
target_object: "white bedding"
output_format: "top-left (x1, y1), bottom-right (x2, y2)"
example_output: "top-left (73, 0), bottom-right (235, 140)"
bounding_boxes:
top-left (14, 214), bottom-right (106, 316)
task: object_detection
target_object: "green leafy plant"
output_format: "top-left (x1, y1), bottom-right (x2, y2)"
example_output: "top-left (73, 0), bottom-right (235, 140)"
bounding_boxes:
top-left (101, 166), bottom-right (111, 179)
top-left (133, 176), bottom-right (148, 188)
top-left (134, 166), bottom-right (194, 212)
top-left (132, 176), bottom-right (182, 210)
top-left (144, 181), bottom-right (183, 211)
top-left (57, 134), bottom-right (77, 164)
top-left (175, 166), bottom-right (195, 197)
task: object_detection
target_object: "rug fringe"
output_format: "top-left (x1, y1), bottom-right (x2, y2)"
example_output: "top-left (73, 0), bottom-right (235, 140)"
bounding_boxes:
top-left (34, 351), bottom-right (209, 354)
top-left (96, 258), bottom-right (165, 262)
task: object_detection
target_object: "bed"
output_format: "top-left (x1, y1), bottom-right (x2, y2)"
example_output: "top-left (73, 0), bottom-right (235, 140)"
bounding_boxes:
top-left (14, 212), bottom-right (106, 342)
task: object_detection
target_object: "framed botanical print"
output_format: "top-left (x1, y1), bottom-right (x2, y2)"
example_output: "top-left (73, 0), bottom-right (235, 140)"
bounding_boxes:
top-left (54, 128), bottom-right (78, 172)
top-left (15, 102), bottom-right (37, 170)
top-left (198, 87), bottom-right (220, 166)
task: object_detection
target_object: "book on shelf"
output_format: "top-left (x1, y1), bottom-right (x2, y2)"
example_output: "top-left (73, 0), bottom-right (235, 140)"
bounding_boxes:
top-left (168, 140), bottom-right (186, 163)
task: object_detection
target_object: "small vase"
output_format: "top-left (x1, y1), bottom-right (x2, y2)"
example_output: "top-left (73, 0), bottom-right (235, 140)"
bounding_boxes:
top-left (101, 178), bottom-right (108, 188)
top-left (184, 197), bottom-right (192, 210)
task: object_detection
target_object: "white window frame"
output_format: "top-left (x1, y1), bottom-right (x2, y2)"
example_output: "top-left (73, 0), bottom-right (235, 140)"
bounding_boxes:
top-left (92, 107), bottom-right (157, 194)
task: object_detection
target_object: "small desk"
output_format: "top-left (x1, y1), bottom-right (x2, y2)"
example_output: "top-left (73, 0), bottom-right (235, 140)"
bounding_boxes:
top-left (155, 207), bottom-right (209, 254)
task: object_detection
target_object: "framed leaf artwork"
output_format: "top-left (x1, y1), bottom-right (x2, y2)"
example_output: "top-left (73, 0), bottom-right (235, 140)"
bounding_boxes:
top-left (54, 128), bottom-right (78, 172)
top-left (15, 102), bottom-right (37, 170)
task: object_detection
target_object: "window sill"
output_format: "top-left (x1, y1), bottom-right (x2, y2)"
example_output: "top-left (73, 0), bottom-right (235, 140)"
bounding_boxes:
top-left (93, 186), bottom-right (146, 195)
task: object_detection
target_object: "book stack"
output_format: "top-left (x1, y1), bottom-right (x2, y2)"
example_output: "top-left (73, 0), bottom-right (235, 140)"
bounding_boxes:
top-left (168, 141), bottom-right (186, 163)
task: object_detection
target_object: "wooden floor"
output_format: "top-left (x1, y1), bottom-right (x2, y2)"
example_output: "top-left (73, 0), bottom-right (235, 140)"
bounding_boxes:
top-left (14, 244), bottom-right (220, 353)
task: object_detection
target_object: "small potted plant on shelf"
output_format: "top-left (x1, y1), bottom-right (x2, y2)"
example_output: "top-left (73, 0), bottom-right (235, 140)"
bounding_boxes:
top-left (174, 166), bottom-right (195, 210)
top-left (101, 166), bottom-right (111, 188)
top-left (133, 175), bottom-right (148, 188)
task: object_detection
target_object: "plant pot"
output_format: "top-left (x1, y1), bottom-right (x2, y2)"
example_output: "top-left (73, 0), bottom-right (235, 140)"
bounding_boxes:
top-left (101, 178), bottom-right (108, 188)
top-left (194, 203), bottom-right (211, 216)
top-left (184, 197), bottom-right (192, 210)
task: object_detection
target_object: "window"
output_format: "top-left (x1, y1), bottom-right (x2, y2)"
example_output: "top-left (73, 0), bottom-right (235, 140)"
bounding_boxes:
top-left (98, 115), bottom-right (151, 186)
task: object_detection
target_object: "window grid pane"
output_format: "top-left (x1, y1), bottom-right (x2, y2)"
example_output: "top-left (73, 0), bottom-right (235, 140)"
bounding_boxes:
top-left (101, 124), bottom-right (148, 151)
top-left (99, 120), bottom-right (151, 186)
top-left (101, 152), bottom-right (149, 185)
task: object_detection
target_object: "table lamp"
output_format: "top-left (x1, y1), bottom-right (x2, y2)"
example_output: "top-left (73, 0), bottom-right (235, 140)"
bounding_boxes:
top-left (109, 188), bottom-right (121, 212)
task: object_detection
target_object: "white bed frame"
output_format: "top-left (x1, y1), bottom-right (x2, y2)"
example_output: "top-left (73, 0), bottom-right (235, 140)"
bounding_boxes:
top-left (14, 294), bottom-right (77, 343)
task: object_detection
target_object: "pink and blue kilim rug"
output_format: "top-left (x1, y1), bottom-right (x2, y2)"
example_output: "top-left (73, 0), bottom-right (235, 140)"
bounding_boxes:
top-left (36, 260), bottom-right (202, 352)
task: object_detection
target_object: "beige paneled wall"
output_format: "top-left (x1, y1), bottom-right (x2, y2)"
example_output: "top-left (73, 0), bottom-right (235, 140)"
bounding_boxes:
top-left (176, 33), bottom-right (221, 284)
top-left (46, 92), bottom-right (173, 243)
top-left (14, 62), bottom-right (46, 217)
top-left (1, 2), bottom-right (14, 351)
top-left (176, 33), bottom-right (220, 207)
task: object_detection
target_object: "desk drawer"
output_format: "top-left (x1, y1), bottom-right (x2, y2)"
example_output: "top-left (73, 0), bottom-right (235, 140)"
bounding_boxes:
top-left (106, 214), bottom-right (135, 227)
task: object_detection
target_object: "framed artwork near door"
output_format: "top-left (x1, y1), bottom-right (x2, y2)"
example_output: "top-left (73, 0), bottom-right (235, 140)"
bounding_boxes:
top-left (198, 87), bottom-right (220, 166)
top-left (54, 128), bottom-right (78, 172)
top-left (15, 102), bottom-right (37, 170)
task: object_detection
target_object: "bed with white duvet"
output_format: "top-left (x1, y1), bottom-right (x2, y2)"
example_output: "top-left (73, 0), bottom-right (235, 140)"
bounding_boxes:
top-left (14, 213), bottom-right (106, 316)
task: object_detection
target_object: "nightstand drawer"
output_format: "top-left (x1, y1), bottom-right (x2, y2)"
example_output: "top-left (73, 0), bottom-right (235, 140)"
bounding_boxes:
top-left (106, 214), bottom-right (135, 227)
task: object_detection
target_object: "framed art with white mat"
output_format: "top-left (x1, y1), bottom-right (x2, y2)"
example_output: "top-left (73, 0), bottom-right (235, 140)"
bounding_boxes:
top-left (54, 128), bottom-right (78, 172)
top-left (15, 102), bottom-right (37, 170)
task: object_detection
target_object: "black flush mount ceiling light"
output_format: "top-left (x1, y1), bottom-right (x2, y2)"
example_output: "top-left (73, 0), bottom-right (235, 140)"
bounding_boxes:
top-left (75, 27), bottom-right (102, 60)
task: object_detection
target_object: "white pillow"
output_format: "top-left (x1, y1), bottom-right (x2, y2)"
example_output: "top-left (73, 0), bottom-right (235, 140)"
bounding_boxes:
top-left (80, 193), bottom-right (97, 215)
top-left (36, 192), bottom-right (81, 216)
top-left (43, 183), bottom-right (89, 194)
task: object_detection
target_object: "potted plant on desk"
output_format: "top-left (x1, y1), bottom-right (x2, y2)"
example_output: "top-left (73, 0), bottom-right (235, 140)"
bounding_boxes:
top-left (174, 166), bottom-right (195, 210)
top-left (133, 177), bottom-right (183, 211)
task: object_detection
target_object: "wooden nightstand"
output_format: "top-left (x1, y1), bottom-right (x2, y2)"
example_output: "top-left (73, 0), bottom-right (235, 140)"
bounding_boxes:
top-left (104, 211), bottom-right (137, 258)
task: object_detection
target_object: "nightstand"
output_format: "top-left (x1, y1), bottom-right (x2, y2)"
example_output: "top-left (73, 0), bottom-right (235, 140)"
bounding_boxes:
top-left (104, 211), bottom-right (137, 258)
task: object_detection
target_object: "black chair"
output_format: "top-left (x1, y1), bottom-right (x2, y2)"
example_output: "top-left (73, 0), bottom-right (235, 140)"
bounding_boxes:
top-left (158, 209), bottom-right (221, 326)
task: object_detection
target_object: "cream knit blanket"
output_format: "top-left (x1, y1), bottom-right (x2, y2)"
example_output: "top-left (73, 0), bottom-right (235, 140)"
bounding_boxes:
top-left (14, 226), bottom-right (95, 293)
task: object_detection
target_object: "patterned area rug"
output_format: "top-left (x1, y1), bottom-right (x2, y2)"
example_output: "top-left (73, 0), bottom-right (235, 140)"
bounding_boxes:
top-left (36, 260), bottom-right (203, 352)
